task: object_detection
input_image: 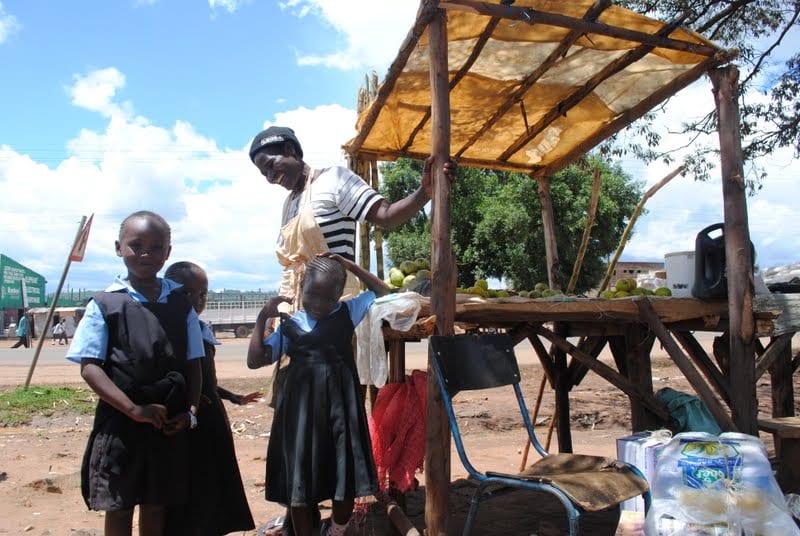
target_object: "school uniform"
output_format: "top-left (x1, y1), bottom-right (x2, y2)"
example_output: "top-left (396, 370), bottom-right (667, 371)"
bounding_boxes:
top-left (166, 321), bottom-right (255, 535)
top-left (66, 277), bottom-right (204, 511)
top-left (263, 291), bottom-right (378, 507)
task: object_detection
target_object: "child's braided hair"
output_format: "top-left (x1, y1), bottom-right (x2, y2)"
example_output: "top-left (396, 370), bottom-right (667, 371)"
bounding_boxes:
top-left (303, 256), bottom-right (346, 297)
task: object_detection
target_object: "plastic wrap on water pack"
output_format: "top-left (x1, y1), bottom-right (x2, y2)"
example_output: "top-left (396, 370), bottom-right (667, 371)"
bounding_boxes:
top-left (644, 432), bottom-right (800, 535)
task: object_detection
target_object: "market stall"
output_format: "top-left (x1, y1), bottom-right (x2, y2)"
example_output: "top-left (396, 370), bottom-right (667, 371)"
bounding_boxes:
top-left (342, 1), bottom-right (784, 533)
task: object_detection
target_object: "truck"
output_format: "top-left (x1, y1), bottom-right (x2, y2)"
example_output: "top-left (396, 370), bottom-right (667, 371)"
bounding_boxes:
top-left (199, 299), bottom-right (266, 338)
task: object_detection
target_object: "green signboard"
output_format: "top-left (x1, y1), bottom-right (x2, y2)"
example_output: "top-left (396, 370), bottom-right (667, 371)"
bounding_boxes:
top-left (1, 254), bottom-right (47, 308)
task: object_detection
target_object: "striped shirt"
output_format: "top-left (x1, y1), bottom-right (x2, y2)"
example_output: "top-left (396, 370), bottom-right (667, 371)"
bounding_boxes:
top-left (283, 166), bottom-right (383, 261)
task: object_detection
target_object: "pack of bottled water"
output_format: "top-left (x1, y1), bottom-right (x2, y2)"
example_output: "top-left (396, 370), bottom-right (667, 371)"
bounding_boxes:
top-left (644, 432), bottom-right (800, 535)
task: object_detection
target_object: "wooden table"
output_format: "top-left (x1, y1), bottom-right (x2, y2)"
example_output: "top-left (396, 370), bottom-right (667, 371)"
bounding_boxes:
top-left (382, 294), bottom-right (799, 452)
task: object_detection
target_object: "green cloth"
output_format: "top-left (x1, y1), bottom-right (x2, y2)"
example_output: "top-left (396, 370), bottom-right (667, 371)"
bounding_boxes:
top-left (656, 387), bottom-right (722, 435)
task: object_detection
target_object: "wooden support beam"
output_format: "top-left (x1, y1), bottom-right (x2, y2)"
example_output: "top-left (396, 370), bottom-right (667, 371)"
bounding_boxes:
top-left (534, 324), bottom-right (670, 421)
top-left (711, 65), bottom-right (757, 435)
top-left (438, 0), bottom-right (721, 56)
top-left (425, 8), bottom-right (453, 536)
top-left (635, 297), bottom-right (738, 432)
top-left (672, 331), bottom-right (731, 404)
top-left (550, 323), bottom-right (572, 453)
top-left (764, 334), bottom-right (795, 418)
top-left (755, 333), bottom-right (793, 380)
top-left (536, 176), bottom-right (562, 290)
top-left (566, 336), bottom-right (607, 388)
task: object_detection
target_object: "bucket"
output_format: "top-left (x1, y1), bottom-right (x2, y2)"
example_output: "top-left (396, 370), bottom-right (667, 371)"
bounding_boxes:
top-left (664, 251), bottom-right (695, 298)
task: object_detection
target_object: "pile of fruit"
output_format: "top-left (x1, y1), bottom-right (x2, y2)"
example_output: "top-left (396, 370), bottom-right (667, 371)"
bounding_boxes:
top-left (516, 282), bottom-right (562, 298)
top-left (599, 278), bottom-right (672, 298)
top-left (386, 258), bottom-right (431, 291)
top-left (456, 279), bottom-right (510, 298)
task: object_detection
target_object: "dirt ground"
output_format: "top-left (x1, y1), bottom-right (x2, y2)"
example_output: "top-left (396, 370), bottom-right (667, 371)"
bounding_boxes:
top-left (0, 335), bottom-right (796, 536)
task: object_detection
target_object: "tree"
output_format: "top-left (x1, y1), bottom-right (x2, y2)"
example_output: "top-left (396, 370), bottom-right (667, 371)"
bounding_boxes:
top-left (613, 0), bottom-right (800, 190)
top-left (378, 156), bottom-right (643, 293)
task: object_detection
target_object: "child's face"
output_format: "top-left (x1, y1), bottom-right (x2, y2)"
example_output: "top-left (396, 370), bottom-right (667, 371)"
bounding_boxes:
top-left (115, 216), bottom-right (172, 281)
top-left (177, 268), bottom-right (209, 314)
top-left (301, 278), bottom-right (340, 321)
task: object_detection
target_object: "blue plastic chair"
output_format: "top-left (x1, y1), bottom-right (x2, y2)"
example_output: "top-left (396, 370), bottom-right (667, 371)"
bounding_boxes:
top-left (429, 333), bottom-right (651, 535)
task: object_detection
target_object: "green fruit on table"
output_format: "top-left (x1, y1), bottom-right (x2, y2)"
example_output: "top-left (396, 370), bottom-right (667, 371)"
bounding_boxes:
top-left (415, 258), bottom-right (430, 270)
top-left (496, 290), bottom-right (510, 297)
top-left (389, 267), bottom-right (405, 287)
top-left (399, 260), bottom-right (418, 275)
top-left (600, 290), bottom-right (616, 299)
top-left (402, 274), bottom-right (418, 289)
top-left (615, 279), bottom-right (631, 292)
top-left (416, 269), bottom-right (432, 280)
top-left (518, 290), bottom-right (530, 298)
top-left (534, 282), bottom-right (549, 292)
top-left (654, 287), bottom-right (672, 296)
top-left (614, 290), bottom-right (630, 298)
top-left (476, 279), bottom-right (489, 291)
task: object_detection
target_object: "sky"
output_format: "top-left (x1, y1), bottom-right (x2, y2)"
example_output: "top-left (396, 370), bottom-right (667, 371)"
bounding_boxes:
top-left (0, 1), bottom-right (797, 296)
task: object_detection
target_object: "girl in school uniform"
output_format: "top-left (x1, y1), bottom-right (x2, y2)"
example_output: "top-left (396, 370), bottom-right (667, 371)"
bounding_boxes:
top-left (66, 210), bottom-right (204, 536)
top-left (164, 261), bottom-right (257, 535)
top-left (247, 252), bottom-right (390, 536)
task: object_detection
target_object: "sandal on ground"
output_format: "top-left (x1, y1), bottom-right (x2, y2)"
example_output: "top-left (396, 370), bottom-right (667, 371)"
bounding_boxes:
top-left (257, 515), bottom-right (292, 536)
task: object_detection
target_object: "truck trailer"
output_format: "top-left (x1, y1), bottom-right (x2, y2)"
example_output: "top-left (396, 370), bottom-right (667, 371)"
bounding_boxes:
top-left (199, 299), bottom-right (265, 338)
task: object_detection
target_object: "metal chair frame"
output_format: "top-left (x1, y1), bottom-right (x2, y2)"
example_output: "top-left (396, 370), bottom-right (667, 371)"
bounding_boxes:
top-left (428, 332), bottom-right (651, 535)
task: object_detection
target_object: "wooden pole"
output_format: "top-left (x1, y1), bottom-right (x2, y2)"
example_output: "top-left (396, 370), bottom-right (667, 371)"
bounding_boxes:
top-left (426, 6), bottom-right (453, 536)
top-left (25, 216), bottom-right (87, 389)
top-left (567, 168), bottom-right (602, 294)
top-left (710, 66), bottom-right (757, 434)
top-left (536, 176), bottom-right (562, 290)
top-left (599, 165), bottom-right (684, 293)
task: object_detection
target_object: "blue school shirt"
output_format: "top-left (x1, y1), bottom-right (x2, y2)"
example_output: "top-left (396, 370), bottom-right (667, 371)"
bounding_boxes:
top-left (200, 320), bottom-right (219, 346)
top-left (263, 290), bottom-right (375, 362)
top-left (66, 276), bottom-right (205, 363)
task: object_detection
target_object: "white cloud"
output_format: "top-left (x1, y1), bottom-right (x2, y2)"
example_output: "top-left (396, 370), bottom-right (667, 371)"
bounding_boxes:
top-left (68, 68), bottom-right (131, 120)
top-left (0, 67), bottom-right (360, 293)
top-left (0, 1), bottom-right (21, 44)
top-left (280, 0), bottom-right (418, 71)
top-left (208, 0), bottom-right (247, 14)
top-left (619, 79), bottom-right (800, 269)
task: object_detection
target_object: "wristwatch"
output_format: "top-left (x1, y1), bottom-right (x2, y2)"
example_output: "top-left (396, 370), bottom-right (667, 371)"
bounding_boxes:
top-left (187, 411), bottom-right (198, 429)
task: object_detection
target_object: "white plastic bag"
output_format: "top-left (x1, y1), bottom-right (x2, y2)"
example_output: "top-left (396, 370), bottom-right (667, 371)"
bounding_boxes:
top-left (355, 292), bottom-right (423, 387)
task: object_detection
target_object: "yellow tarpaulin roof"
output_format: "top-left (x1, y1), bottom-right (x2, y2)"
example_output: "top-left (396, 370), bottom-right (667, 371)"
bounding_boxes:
top-left (344, 0), bottom-right (734, 176)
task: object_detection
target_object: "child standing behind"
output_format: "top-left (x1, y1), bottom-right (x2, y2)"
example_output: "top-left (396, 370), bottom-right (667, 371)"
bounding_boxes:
top-left (164, 261), bottom-right (257, 536)
top-left (247, 252), bottom-right (390, 536)
top-left (66, 210), bottom-right (204, 536)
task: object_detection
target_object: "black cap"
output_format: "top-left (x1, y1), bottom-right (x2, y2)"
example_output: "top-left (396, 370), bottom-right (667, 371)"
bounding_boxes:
top-left (249, 126), bottom-right (303, 162)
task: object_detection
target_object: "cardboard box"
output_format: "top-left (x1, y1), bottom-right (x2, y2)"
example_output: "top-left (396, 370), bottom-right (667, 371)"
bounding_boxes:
top-left (616, 431), bottom-right (670, 512)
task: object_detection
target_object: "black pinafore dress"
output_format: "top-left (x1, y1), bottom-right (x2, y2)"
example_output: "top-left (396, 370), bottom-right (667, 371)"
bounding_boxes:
top-left (265, 303), bottom-right (378, 507)
top-left (80, 290), bottom-right (191, 511)
top-left (166, 339), bottom-right (255, 535)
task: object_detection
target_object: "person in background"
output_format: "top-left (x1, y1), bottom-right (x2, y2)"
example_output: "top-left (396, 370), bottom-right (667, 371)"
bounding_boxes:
top-left (247, 252), bottom-right (391, 536)
top-left (12, 309), bottom-right (30, 348)
top-left (52, 317), bottom-right (69, 345)
top-left (11, 309), bottom-right (29, 348)
top-left (66, 210), bottom-right (204, 536)
top-left (164, 261), bottom-right (257, 536)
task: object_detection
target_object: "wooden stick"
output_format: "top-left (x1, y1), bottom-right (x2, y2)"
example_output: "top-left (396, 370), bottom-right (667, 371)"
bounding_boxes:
top-left (375, 490), bottom-right (422, 536)
top-left (599, 165), bottom-right (684, 293)
top-left (567, 168), bottom-right (602, 294)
